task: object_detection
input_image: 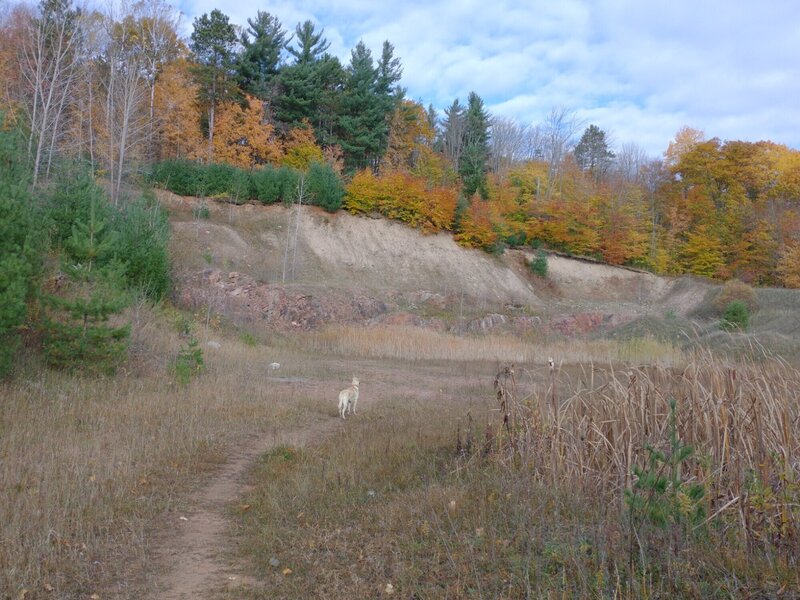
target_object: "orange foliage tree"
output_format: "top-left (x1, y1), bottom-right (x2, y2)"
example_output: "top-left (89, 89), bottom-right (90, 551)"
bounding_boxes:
top-left (777, 243), bottom-right (800, 288)
top-left (213, 95), bottom-right (282, 168)
top-left (345, 169), bottom-right (456, 233)
top-left (455, 195), bottom-right (498, 250)
top-left (382, 100), bottom-right (435, 171)
top-left (153, 59), bottom-right (204, 160)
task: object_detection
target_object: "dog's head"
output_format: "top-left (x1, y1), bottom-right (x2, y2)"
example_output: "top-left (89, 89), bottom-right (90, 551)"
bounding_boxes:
top-left (352, 376), bottom-right (359, 387)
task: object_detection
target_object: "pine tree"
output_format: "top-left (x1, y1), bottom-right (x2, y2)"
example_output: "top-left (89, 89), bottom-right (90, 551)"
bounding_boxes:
top-left (237, 11), bottom-right (287, 106)
top-left (42, 194), bottom-right (130, 374)
top-left (275, 20), bottom-right (344, 139)
top-left (337, 42), bottom-right (381, 171)
top-left (286, 20), bottom-right (330, 64)
top-left (0, 119), bottom-right (42, 376)
top-left (190, 9), bottom-right (240, 161)
top-left (336, 40), bottom-right (403, 172)
top-left (459, 91), bottom-right (490, 199)
top-left (574, 124), bottom-right (615, 182)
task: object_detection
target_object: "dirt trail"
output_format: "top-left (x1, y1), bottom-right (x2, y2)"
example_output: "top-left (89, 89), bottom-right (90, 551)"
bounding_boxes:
top-left (151, 418), bottom-right (340, 599)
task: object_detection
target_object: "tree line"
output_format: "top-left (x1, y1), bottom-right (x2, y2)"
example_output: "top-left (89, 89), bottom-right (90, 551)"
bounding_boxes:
top-left (1, 0), bottom-right (799, 289)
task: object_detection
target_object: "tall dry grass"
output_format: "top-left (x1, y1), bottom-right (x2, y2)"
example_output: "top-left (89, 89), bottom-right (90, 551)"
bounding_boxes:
top-left (226, 349), bottom-right (799, 598)
top-left (487, 350), bottom-right (800, 564)
top-left (303, 324), bottom-right (685, 365)
top-left (0, 312), bottom-right (328, 599)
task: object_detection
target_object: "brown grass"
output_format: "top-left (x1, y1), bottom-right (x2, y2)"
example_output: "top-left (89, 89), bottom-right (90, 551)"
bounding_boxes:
top-left (225, 348), bottom-right (800, 599)
top-left (0, 306), bottom-right (329, 599)
top-left (4, 309), bottom-right (798, 599)
top-left (303, 324), bottom-right (685, 365)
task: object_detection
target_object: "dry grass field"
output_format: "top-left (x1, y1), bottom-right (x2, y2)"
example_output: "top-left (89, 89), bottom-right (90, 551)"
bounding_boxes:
top-left (223, 343), bottom-right (800, 599)
top-left (0, 306), bottom-right (335, 599)
top-left (6, 303), bottom-right (798, 598)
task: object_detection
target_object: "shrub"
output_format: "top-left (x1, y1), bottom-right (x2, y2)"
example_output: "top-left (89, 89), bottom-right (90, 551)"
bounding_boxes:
top-left (454, 195), bottom-right (498, 250)
top-left (173, 334), bottom-right (204, 385)
top-left (344, 169), bottom-right (457, 231)
top-left (149, 159), bottom-right (202, 196)
top-left (114, 197), bottom-right (170, 300)
top-left (528, 252), bottom-right (548, 278)
top-left (200, 163), bottom-right (239, 197)
top-left (226, 167), bottom-right (254, 204)
top-left (713, 279), bottom-right (758, 314)
top-left (721, 300), bottom-right (749, 331)
top-left (252, 165), bottom-right (300, 204)
top-left (305, 161), bottom-right (344, 212)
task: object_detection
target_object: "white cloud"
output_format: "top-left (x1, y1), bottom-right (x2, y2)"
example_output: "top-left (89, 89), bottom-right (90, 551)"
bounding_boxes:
top-left (176, 0), bottom-right (800, 156)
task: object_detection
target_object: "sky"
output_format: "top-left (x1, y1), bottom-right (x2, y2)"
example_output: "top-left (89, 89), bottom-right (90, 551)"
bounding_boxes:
top-left (175, 0), bottom-right (800, 157)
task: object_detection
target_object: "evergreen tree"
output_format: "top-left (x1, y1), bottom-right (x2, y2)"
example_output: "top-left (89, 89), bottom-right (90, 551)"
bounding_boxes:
top-left (275, 20), bottom-right (344, 139)
top-left (286, 20), bottom-right (330, 64)
top-left (441, 98), bottom-right (465, 162)
top-left (459, 91), bottom-right (490, 199)
top-left (336, 40), bottom-right (403, 172)
top-left (574, 124), bottom-right (615, 182)
top-left (0, 119), bottom-right (42, 376)
top-left (237, 11), bottom-right (288, 106)
top-left (42, 195), bottom-right (130, 374)
top-left (190, 9), bottom-right (240, 160)
top-left (337, 41), bottom-right (381, 171)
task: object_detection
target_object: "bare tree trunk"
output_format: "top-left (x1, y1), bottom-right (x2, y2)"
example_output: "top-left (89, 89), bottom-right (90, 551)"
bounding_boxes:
top-left (19, 5), bottom-right (79, 186)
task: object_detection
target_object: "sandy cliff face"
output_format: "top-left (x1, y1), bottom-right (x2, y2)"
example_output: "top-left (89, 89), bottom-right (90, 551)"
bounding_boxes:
top-left (163, 193), bottom-right (718, 334)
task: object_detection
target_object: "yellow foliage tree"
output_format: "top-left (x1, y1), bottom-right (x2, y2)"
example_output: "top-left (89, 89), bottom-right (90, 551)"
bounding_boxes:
top-left (455, 195), bottom-right (498, 250)
top-left (153, 59), bottom-right (204, 160)
top-left (664, 125), bottom-right (705, 169)
top-left (345, 169), bottom-right (456, 233)
top-left (382, 100), bottom-right (435, 172)
top-left (213, 95), bottom-right (282, 168)
top-left (281, 122), bottom-right (323, 170)
top-left (777, 243), bottom-right (800, 288)
top-left (680, 224), bottom-right (726, 278)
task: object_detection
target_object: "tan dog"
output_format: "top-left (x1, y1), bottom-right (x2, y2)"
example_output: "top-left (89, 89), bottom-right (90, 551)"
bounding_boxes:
top-left (338, 377), bottom-right (359, 419)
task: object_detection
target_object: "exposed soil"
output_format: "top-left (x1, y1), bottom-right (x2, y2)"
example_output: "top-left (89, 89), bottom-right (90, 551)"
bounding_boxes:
top-left (150, 418), bottom-right (341, 599)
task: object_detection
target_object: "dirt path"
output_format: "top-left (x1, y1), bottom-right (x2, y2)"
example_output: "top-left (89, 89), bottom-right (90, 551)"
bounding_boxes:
top-left (150, 418), bottom-right (340, 599)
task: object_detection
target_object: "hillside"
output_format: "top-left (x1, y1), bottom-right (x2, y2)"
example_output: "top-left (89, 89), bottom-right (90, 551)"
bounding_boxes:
top-left (161, 191), bottom-right (800, 355)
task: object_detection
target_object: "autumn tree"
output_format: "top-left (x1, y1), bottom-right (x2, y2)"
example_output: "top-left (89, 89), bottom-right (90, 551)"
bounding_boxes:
top-left (664, 125), bottom-right (704, 169)
top-left (777, 243), bottom-right (800, 288)
top-left (135, 0), bottom-right (181, 161)
top-left (213, 95), bottom-right (281, 168)
top-left (153, 58), bottom-right (204, 159)
top-left (345, 169), bottom-right (456, 233)
top-left (282, 122), bottom-right (324, 170)
top-left (190, 9), bottom-right (239, 161)
top-left (381, 99), bottom-right (435, 172)
top-left (680, 224), bottom-right (725, 278)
